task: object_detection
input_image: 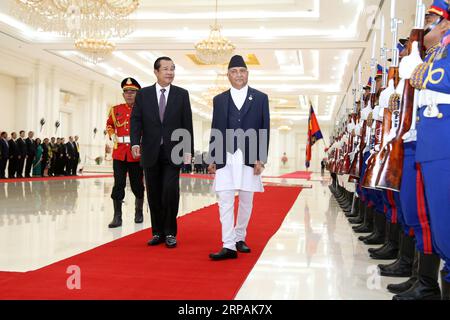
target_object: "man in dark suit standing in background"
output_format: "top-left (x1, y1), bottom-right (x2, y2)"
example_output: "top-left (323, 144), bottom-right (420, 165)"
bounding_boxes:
top-left (131, 56), bottom-right (194, 249)
top-left (24, 131), bottom-right (36, 178)
top-left (8, 132), bottom-right (18, 178)
top-left (16, 130), bottom-right (27, 178)
top-left (66, 136), bottom-right (76, 176)
top-left (73, 135), bottom-right (80, 175)
top-left (0, 132), bottom-right (9, 179)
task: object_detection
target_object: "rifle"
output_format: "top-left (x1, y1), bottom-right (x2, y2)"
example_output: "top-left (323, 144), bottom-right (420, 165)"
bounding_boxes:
top-left (376, 0), bottom-right (426, 191)
top-left (361, 12), bottom-right (402, 189)
top-left (342, 114), bottom-right (355, 174)
top-left (348, 62), bottom-right (366, 181)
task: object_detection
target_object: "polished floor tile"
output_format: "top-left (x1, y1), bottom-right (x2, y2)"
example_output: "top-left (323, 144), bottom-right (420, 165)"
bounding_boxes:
top-left (0, 173), bottom-right (399, 299)
top-left (236, 174), bottom-right (397, 300)
top-left (0, 177), bottom-right (217, 272)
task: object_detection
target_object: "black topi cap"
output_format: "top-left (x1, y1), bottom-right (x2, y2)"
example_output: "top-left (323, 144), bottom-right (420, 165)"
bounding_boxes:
top-left (228, 55), bottom-right (247, 69)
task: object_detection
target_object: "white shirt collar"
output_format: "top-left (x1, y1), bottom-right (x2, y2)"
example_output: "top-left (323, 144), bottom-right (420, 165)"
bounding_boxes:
top-left (230, 85), bottom-right (249, 110)
top-left (230, 85), bottom-right (248, 96)
top-left (156, 83), bottom-right (171, 95)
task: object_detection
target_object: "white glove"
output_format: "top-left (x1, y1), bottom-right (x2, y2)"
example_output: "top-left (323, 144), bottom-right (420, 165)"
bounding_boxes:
top-left (399, 41), bottom-right (423, 79)
top-left (360, 106), bottom-right (372, 121)
top-left (354, 122), bottom-right (361, 136)
top-left (378, 79), bottom-right (395, 109)
top-left (372, 105), bottom-right (382, 121)
top-left (347, 121), bottom-right (355, 133)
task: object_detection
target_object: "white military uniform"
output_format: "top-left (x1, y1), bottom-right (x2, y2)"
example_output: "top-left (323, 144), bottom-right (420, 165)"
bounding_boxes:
top-left (213, 85), bottom-right (264, 251)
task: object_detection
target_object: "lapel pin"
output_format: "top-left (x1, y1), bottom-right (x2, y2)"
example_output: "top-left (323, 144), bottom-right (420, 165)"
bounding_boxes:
top-left (249, 95), bottom-right (253, 101)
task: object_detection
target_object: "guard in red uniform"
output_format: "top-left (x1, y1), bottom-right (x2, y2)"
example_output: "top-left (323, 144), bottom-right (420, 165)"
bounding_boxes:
top-left (106, 78), bottom-right (145, 228)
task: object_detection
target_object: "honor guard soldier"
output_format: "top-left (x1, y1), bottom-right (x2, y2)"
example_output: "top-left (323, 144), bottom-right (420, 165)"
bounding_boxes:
top-left (106, 78), bottom-right (145, 228)
top-left (408, 0), bottom-right (450, 300)
top-left (384, 0), bottom-right (450, 300)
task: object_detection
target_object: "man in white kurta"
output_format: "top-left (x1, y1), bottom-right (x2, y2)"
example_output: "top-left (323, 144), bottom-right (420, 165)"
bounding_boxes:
top-left (208, 55), bottom-right (270, 261)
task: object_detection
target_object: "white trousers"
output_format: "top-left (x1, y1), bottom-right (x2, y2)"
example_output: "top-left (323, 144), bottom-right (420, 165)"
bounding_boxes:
top-left (217, 190), bottom-right (254, 251)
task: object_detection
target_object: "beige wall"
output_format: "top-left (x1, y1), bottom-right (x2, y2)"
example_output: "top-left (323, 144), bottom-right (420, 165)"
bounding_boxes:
top-left (0, 73), bottom-right (16, 134)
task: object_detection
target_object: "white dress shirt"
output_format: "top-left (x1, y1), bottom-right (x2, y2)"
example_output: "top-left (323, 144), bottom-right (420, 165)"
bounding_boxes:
top-left (156, 83), bottom-right (171, 106)
top-left (230, 85), bottom-right (248, 110)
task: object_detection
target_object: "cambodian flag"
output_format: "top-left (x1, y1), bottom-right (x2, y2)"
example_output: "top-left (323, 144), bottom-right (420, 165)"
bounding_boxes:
top-left (305, 106), bottom-right (323, 169)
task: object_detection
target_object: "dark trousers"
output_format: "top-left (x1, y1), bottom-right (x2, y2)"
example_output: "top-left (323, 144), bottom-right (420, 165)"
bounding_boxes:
top-left (144, 145), bottom-right (181, 237)
top-left (8, 157), bottom-right (16, 178)
top-left (25, 156), bottom-right (34, 177)
top-left (111, 159), bottom-right (145, 201)
top-left (48, 156), bottom-right (56, 176)
top-left (72, 156), bottom-right (79, 175)
top-left (17, 157), bottom-right (25, 177)
top-left (0, 157), bottom-right (7, 178)
top-left (56, 156), bottom-right (64, 175)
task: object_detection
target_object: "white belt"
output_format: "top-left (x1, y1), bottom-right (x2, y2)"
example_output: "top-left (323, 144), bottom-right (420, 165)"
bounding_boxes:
top-left (419, 89), bottom-right (450, 106)
top-left (116, 136), bottom-right (130, 143)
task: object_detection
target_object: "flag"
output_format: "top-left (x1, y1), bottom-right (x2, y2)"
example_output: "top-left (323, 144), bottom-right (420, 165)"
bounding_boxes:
top-left (305, 105), bottom-right (323, 169)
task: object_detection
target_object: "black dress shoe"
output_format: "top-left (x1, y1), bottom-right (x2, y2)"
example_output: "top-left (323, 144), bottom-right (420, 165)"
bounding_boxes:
top-left (165, 235), bottom-right (177, 248)
top-left (148, 235), bottom-right (165, 246)
top-left (209, 248), bottom-right (238, 261)
top-left (236, 241), bottom-right (251, 253)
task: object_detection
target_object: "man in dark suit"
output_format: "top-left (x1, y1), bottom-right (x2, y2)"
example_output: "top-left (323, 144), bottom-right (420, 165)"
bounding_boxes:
top-left (73, 135), bottom-right (80, 175)
top-left (0, 132), bottom-right (9, 179)
top-left (60, 137), bottom-right (69, 175)
top-left (207, 55), bottom-right (270, 261)
top-left (7, 132), bottom-right (18, 178)
top-left (24, 131), bottom-right (36, 178)
top-left (16, 130), bottom-right (27, 178)
top-left (66, 136), bottom-right (76, 176)
top-left (49, 137), bottom-right (57, 176)
top-left (131, 56), bottom-right (194, 249)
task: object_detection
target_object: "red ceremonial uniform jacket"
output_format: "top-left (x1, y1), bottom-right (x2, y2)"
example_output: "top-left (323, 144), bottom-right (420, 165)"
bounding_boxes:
top-left (106, 103), bottom-right (140, 162)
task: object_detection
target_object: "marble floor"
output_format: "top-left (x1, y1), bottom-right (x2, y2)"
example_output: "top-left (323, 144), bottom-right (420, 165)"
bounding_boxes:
top-left (0, 173), bottom-right (403, 300)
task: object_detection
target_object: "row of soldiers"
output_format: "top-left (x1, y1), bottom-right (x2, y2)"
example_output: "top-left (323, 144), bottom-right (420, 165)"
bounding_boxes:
top-left (0, 131), bottom-right (80, 179)
top-left (327, 0), bottom-right (450, 300)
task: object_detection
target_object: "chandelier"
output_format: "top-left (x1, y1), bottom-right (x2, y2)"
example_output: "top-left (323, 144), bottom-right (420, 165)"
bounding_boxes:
top-left (75, 38), bottom-right (116, 64)
top-left (14, 0), bottom-right (139, 63)
top-left (194, 0), bottom-right (235, 65)
top-left (201, 73), bottom-right (229, 105)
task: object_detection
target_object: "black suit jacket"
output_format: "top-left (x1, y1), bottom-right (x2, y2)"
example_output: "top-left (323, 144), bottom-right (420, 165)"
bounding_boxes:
top-left (0, 139), bottom-right (8, 159)
top-left (208, 87), bottom-right (270, 170)
top-left (17, 138), bottom-right (26, 157)
top-left (131, 84), bottom-right (194, 168)
top-left (25, 138), bottom-right (36, 157)
top-left (66, 142), bottom-right (76, 158)
top-left (8, 139), bottom-right (17, 158)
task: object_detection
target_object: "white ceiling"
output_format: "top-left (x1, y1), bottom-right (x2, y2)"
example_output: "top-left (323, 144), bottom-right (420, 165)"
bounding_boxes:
top-left (0, 0), bottom-right (391, 125)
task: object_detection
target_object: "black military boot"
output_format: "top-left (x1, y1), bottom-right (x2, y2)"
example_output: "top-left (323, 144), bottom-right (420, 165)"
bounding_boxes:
top-left (393, 253), bottom-right (441, 300)
top-left (345, 196), bottom-right (359, 218)
top-left (359, 211), bottom-right (386, 245)
top-left (108, 200), bottom-right (123, 228)
top-left (134, 198), bottom-right (144, 224)
top-left (441, 270), bottom-right (450, 300)
top-left (349, 200), bottom-right (365, 224)
top-left (387, 251), bottom-right (419, 294)
top-left (368, 220), bottom-right (390, 254)
top-left (353, 206), bottom-right (374, 233)
top-left (379, 233), bottom-right (415, 277)
top-left (370, 222), bottom-right (400, 260)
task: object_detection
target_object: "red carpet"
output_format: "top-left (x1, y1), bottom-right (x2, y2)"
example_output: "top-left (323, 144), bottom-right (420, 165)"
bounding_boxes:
top-left (180, 173), bottom-right (214, 180)
top-left (0, 174), bottom-right (113, 184)
top-left (0, 186), bottom-right (301, 300)
top-left (278, 171), bottom-right (312, 180)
